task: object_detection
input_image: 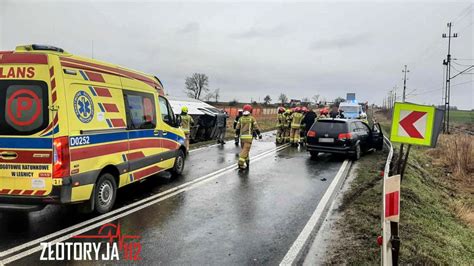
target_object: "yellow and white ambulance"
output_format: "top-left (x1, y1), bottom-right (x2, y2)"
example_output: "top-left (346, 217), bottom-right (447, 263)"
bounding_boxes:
top-left (0, 45), bottom-right (186, 213)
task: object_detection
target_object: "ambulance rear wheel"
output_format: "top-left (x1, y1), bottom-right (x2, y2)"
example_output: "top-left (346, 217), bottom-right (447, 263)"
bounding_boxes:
top-left (94, 173), bottom-right (117, 214)
top-left (171, 150), bottom-right (185, 176)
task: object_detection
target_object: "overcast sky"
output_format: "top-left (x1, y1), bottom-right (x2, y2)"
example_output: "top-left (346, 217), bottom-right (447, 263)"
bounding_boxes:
top-left (1, 0), bottom-right (472, 109)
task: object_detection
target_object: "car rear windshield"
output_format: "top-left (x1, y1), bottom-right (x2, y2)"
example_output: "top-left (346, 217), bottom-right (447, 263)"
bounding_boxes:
top-left (0, 80), bottom-right (49, 135)
top-left (312, 120), bottom-right (348, 134)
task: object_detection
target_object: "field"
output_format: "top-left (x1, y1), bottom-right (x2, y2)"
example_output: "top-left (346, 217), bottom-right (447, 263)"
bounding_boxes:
top-left (449, 109), bottom-right (474, 124)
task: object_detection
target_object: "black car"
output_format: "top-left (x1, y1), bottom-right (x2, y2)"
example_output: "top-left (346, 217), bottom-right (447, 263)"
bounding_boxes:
top-left (306, 118), bottom-right (384, 160)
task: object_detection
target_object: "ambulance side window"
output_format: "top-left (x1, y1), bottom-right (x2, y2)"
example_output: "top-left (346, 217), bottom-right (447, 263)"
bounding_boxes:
top-left (159, 96), bottom-right (176, 127)
top-left (123, 90), bottom-right (156, 130)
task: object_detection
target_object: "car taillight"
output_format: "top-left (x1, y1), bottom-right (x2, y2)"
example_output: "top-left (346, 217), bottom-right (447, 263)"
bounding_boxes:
top-left (338, 132), bottom-right (353, 140)
top-left (307, 130), bottom-right (317, 137)
top-left (53, 136), bottom-right (70, 178)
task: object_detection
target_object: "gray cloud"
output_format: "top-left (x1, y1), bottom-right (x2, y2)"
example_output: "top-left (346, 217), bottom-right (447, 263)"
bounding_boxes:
top-left (177, 22), bottom-right (200, 34)
top-left (309, 33), bottom-right (372, 50)
top-left (231, 25), bottom-right (286, 39)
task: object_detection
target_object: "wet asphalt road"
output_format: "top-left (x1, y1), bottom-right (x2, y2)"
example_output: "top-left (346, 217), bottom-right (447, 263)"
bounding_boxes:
top-left (1, 132), bottom-right (346, 265)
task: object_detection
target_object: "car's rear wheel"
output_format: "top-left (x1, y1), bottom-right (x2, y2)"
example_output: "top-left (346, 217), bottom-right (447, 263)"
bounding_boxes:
top-left (351, 143), bottom-right (361, 161)
top-left (94, 173), bottom-right (117, 214)
top-left (310, 151), bottom-right (319, 159)
top-left (171, 149), bottom-right (185, 176)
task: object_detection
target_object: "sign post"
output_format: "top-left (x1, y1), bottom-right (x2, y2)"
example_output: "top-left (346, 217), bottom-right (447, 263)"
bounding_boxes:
top-left (382, 102), bottom-right (443, 265)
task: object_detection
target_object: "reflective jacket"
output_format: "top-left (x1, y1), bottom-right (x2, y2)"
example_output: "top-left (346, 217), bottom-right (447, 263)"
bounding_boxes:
top-left (284, 113), bottom-right (292, 128)
top-left (180, 114), bottom-right (194, 134)
top-left (276, 113), bottom-right (286, 128)
top-left (237, 115), bottom-right (260, 141)
top-left (290, 112), bottom-right (304, 129)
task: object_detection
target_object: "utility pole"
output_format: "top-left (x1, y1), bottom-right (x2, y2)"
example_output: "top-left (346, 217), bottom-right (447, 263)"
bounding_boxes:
top-left (442, 22), bottom-right (457, 134)
top-left (398, 66), bottom-right (409, 174)
top-left (402, 65), bottom-right (409, 102)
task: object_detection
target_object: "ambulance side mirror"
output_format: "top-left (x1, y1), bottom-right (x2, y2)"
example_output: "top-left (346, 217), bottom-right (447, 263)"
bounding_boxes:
top-left (175, 115), bottom-right (182, 127)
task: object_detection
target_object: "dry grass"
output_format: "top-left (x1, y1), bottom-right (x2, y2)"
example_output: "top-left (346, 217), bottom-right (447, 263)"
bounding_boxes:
top-left (427, 133), bottom-right (474, 227)
top-left (428, 134), bottom-right (474, 183)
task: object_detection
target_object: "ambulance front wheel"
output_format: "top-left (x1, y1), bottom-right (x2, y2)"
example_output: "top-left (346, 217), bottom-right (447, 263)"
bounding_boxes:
top-left (171, 149), bottom-right (185, 176)
top-left (94, 173), bottom-right (117, 214)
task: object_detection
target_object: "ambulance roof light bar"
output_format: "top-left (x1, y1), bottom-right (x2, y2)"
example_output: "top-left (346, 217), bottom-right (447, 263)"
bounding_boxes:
top-left (31, 44), bottom-right (65, 53)
top-left (16, 44), bottom-right (65, 53)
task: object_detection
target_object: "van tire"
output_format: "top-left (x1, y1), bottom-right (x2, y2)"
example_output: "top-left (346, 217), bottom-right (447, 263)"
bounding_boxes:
top-left (171, 150), bottom-right (185, 176)
top-left (94, 173), bottom-right (117, 214)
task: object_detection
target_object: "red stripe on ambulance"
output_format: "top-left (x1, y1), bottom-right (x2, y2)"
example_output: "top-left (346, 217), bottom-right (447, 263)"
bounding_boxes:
top-left (70, 142), bottom-right (128, 161)
top-left (129, 139), bottom-right (160, 150)
top-left (94, 87), bottom-right (112, 97)
top-left (103, 103), bottom-right (119, 112)
top-left (133, 165), bottom-right (161, 180)
top-left (126, 151), bottom-right (145, 161)
top-left (0, 52), bottom-right (48, 65)
top-left (110, 119), bottom-right (125, 127)
top-left (60, 57), bottom-right (159, 88)
top-left (85, 71), bottom-right (105, 82)
top-left (0, 150), bottom-right (52, 164)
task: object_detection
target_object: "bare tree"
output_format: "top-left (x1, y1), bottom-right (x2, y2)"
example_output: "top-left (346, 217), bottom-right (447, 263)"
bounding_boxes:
top-left (263, 95), bottom-right (272, 105)
top-left (214, 88), bottom-right (220, 102)
top-left (203, 92), bottom-right (214, 101)
top-left (302, 97), bottom-right (310, 103)
top-left (278, 93), bottom-right (288, 105)
top-left (185, 73), bottom-right (209, 99)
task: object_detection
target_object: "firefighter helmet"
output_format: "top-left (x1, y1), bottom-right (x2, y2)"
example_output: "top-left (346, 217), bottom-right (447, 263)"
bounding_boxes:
top-left (243, 104), bottom-right (252, 115)
top-left (278, 107), bottom-right (285, 113)
top-left (181, 106), bottom-right (188, 113)
top-left (295, 106), bottom-right (302, 113)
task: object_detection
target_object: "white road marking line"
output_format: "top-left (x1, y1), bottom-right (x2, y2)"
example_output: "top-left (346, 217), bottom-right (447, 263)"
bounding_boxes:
top-left (0, 143), bottom-right (290, 264)
top-left (280, 159), bottom-right (351, 265)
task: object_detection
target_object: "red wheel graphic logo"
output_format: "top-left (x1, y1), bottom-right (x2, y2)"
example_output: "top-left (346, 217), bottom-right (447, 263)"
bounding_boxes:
top-left (7, 89), bottom-right (41, 126)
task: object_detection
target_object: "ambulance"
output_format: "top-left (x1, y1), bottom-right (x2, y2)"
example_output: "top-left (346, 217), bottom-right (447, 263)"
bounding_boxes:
top-left (0, 45), bottom-right (186, 213)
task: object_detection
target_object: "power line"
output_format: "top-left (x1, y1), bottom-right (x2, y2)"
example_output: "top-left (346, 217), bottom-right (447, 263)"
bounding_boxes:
top-left (451, 65), bottom-right (474, 79)
top-left (452, 60), bottom-right (473, 67)
top-left (453, 3), bottom-right (473, 24)
top-left (451, 80), bottom-right (473, 87)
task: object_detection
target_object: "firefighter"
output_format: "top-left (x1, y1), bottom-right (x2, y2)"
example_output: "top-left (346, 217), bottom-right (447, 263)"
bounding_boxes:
top-left (289, 107), bottom-right (304, 146)
top-left (283, 108), bottom-right (292, 143)
top-left (319, 108), bottom-right (329, 118)
top-left (302, 107), bottom-right (317, 142)
top-left (180, 106), bottom-right (194, 152)
top-left (233, 109), bottom-right (243, 146)
top-left (276, 107), bottom-right (286, 144)
top-left (299, 107), bottom-right (311, 144)
top-left (236, 104), bottom-right (262, 169)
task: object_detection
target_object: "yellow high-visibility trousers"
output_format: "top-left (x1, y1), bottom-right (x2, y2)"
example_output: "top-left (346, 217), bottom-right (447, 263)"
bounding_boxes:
top-left (276, 127), bottom-right (285, 143)
top-left (238, 141), bottom-right (252, 168)
top-left (290, 128), bottom-right (300, 143)
top-left (184, 133), bottom-right (190, 151)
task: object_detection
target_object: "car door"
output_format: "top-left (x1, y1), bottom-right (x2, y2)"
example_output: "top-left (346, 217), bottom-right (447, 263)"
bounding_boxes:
top-left (370, 123), bottom-right (384, 151)
top-left (356, 121), bottom-right (370, 151)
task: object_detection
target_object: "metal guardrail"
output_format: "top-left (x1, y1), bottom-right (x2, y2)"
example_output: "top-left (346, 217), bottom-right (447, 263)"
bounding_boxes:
top-left (382, 135), bottom-right (394, 265)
